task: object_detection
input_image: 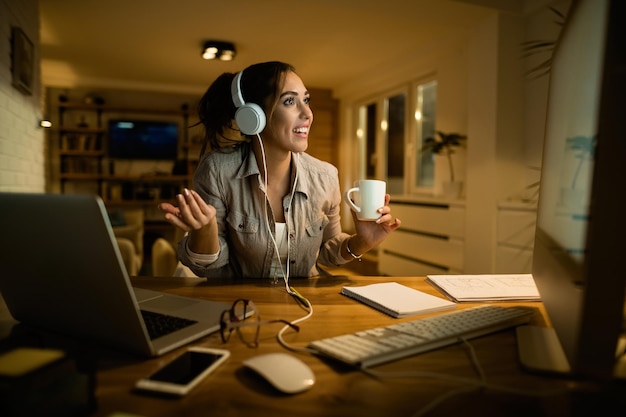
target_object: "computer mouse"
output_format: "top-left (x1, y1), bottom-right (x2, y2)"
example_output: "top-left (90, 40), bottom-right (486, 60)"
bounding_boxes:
top-left (242, 352), bottom-right (315, 394)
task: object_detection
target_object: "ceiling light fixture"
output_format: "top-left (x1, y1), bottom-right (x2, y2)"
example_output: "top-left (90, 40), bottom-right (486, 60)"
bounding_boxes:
top-left (202, 41), bottom-right (236, 61)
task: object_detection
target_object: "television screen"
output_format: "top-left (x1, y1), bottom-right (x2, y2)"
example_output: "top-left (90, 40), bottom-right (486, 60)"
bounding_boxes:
top-left (108, 120), bottom-right (179, 160)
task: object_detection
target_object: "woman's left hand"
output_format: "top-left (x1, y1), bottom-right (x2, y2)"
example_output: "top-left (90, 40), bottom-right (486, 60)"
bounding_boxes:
top-left (351, 194), bottom-right (401, 252)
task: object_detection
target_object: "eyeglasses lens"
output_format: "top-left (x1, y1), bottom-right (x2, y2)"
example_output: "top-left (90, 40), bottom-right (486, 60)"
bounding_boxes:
top-left (236, 300), bottom-right (259, 346)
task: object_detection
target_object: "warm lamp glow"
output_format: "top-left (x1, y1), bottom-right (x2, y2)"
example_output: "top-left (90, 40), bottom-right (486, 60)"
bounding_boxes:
top-left (202, 41), bottom-right (236, 61)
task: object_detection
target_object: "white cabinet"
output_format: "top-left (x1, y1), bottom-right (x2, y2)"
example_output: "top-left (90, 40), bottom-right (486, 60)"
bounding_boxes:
top-left (377, 197), bottom-right (536, 276)
top-left (378, 197), bottom-right (465, 276)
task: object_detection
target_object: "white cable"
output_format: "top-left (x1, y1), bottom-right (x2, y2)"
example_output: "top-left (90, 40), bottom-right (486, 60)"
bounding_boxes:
top-left (255, 134), bottom-right (313, 351)
top-left (276, 296), bottom-right (316, 353)
top-left (255, 134), bottom-right (299, 296)
top-left (256, 134), bottom-right (287, 286)
top-left (411, 385), bottom-right (481, 417)
top-left (361, 338), bottom-right (568, 417)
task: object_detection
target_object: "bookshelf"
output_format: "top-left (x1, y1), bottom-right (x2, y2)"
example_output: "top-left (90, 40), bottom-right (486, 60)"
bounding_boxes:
top-left (53, 100), bottom-right (196, 206)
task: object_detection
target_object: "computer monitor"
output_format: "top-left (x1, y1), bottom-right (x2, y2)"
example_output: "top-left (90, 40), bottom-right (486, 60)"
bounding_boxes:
top-left (517, 0), bottom-right (626, 381)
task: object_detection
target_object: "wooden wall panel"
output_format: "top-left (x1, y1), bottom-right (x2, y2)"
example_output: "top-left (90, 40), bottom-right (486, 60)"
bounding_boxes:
top-left (307, 88), bottom-right (338, 166)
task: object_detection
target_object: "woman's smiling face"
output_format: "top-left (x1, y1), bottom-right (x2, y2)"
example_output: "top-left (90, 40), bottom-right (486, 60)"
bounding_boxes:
top-left (262, 71), bottom-right (313, 154)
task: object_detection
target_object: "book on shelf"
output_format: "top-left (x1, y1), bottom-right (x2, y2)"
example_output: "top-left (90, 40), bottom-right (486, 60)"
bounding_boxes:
top-left (426, 274), bottom-right (541, 302)
top-left (61, 157), bottom-right (100, 174)
top-left (60, 134), bottom-right (100, 151)
top-left (340, 281), bottom-right (456, 318)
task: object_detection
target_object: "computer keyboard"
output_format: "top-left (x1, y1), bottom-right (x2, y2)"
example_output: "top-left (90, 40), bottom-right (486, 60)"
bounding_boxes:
top-left (140, 310), bottom-right (198, 340)
top-left (308, 304), bottom-right (534, 368)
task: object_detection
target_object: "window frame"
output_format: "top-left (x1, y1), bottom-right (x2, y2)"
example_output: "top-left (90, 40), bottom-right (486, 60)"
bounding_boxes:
top-left (352, 75), bottom-right (437, 196)
top-left (410, 76), bottom-right (438, 194)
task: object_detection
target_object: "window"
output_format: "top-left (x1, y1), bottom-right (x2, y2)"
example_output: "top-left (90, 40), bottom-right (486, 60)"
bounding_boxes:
top-left (385, 93), bottom-right (406, 194)
top-left (354, 78), bottom-right (437, 195)
top-left (414, 80), bottom-right (437, 191)
top-left (356, 89), bottom-right (407, 195)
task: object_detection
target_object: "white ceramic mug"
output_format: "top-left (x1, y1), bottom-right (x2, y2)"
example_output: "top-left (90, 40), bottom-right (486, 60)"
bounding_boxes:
top-left (344, 180), bottom-right (386, 221)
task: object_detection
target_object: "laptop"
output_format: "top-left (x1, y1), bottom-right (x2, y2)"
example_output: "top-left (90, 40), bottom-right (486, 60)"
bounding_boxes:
top-left (0, 192), bottom-right (231, 357)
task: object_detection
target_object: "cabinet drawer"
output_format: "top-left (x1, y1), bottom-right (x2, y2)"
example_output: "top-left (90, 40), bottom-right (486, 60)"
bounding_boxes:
top-left (379, 252), bottom-right (449, 276)
top-left (381, 229), bottom-right (464, 271)
top-left (390, 203), bottom-right (465, 239)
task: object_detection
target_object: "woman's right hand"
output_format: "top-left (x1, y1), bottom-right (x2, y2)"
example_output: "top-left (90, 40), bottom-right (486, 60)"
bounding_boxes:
top-left (159, 188), bottom-right (216, 233)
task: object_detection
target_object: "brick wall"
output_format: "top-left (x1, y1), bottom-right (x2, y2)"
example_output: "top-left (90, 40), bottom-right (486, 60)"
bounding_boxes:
top-left (0, 0), bottom-right (45, 192)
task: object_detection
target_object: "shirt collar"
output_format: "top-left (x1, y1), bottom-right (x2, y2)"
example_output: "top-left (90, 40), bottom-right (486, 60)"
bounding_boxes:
top-left (235, 144), bottom-right (260, 180)
top-left (235, 146), bottom-right (310, 200)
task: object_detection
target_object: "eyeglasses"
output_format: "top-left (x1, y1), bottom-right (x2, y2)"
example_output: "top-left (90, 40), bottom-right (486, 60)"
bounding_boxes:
top-left (220, 299), bottom-right (299, 348)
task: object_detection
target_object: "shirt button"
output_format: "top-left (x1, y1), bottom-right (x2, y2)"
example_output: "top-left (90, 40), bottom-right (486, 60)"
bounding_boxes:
top-left (238, 224), bottom-right (243, 229)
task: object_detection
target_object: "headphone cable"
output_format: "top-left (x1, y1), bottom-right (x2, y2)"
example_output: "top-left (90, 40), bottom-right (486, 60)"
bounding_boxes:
top-left (256, 134), bottom-right (299, 297)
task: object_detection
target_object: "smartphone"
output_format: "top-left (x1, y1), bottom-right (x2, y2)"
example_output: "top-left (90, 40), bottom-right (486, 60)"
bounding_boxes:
top-left (135, 347), bottom-right (230, 396)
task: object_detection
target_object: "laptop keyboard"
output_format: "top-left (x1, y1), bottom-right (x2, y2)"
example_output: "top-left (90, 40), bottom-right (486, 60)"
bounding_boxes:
top-left (140, 310), bottom-right (198, 340)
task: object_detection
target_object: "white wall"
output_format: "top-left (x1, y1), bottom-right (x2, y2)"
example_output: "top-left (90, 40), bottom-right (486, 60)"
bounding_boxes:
top-left (334, 33), bottom-right (473, 231)
top-left (464, 11), bottom-right (532, 272)
top-left (334, 1), bottom-right (570, 272)
top-left (0, 0), bottom-right (45, 193)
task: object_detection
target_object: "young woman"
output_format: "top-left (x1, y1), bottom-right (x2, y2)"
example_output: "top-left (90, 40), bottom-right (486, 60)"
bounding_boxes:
top-left (159, 61), bottom-right (400, 279)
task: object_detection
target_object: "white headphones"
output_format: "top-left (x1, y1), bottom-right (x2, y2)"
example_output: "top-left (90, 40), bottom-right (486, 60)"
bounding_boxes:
top-left (231, 70), bottom-right (266, 135)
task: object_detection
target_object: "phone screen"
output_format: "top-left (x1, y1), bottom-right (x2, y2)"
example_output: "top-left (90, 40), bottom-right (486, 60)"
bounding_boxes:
top-left (136, 347), bottom-right (230, 395)
top-left (148, 350), bottom-right (222, 383)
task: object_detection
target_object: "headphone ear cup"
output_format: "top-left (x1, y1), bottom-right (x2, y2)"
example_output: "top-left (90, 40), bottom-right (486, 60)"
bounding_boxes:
top-left (235, 102), bottom-right (266, 135)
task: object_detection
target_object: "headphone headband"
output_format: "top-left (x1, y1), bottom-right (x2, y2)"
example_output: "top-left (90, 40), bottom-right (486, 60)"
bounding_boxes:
top-left (230, 69), bottom-right (266, 135)
top-left (231, 71), bottom-right (246, 108)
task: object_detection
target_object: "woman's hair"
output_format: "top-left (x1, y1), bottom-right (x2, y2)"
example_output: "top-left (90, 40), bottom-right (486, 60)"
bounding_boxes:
top-left (196, 61), bottom-right (296, 155)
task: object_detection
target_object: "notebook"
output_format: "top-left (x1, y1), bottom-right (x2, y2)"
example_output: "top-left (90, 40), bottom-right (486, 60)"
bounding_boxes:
top-left (426, 274), bottom-right (541, 302)
top-left (0, 192), bottom-right (231, 357)
top-left (341, 282), bottom-right (456, 318)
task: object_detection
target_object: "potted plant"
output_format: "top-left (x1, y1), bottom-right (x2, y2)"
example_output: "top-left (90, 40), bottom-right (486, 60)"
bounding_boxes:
top-left (521, 6), bottom-right (566, 79)
top-left (421, 131), bottom-right (467, 197)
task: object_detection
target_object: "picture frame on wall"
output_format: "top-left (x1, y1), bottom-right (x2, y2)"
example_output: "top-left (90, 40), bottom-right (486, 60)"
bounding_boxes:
top-left (11, 27), bottom-right (34, 95)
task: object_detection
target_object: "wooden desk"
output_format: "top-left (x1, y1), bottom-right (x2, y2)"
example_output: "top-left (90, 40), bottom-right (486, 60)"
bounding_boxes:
top-left (0, 276), bottom-right (620, 416)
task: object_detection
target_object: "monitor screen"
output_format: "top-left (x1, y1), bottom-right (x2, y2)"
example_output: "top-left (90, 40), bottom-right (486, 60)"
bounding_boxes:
top-left (521, 0), bottom-right (626, 381)
top-left (108, 119), bottom-right (179, 160)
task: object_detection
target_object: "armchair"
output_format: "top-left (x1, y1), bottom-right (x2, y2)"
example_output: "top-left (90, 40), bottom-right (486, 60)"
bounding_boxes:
top-left (151, 232), bottom-right (198, 277)
top-left (110, 208), bottom-right (144, 275)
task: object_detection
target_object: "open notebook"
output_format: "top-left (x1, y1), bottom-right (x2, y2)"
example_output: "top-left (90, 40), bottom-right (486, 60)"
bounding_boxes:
top-left (0, 192), bottom-right (230, 357)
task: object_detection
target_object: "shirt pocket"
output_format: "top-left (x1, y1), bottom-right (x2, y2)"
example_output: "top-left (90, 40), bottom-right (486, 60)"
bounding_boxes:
top-left (305, 214), bottom-right (329, 237)
top-left (227, 211), bottom-right (260, 234)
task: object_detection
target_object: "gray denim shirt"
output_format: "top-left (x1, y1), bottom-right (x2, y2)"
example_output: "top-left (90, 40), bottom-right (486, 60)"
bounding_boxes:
top-left (178, 143), bottom-right (351, 278)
